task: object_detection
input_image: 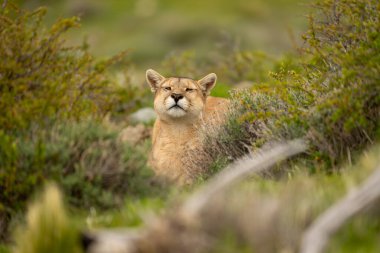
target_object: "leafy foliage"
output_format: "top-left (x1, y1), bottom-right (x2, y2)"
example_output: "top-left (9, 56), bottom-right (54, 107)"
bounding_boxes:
top-left (202, 0), bottom-right (380, 174)
top-left (302, 0), bottom-right (380, 158)
top-left (0, 121), bottom-right (164, 239)
top-left (0, 4), bottom-right (129, 133)
top-left (0, 3), bottom-right (161, 240)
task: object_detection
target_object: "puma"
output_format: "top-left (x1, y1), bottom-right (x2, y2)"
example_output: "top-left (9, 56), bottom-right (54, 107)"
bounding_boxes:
top-left (146, 69), bottom-right (229, 184)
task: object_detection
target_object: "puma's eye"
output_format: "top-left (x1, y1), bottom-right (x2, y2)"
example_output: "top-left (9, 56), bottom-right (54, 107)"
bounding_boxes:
top-left (164, 87), bottom-right (171, 91)
top-left (186, 88), bottom-right (194, 92)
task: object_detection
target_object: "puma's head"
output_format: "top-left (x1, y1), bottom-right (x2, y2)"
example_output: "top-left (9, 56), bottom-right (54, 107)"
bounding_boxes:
top-left (146, 69), bottom-right (217, 122)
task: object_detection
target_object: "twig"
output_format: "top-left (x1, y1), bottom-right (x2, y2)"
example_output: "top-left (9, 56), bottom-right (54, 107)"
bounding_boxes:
top-left (180, 139), bottom-right (307, 220)
top-left (300, 166), bottom-right (380, 253)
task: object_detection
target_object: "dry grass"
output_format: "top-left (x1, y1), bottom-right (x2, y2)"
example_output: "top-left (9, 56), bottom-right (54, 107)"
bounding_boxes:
top-left (13, 184), bottom-right (81, 253)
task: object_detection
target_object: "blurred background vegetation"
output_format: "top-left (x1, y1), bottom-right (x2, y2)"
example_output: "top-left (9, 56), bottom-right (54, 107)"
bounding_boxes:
top-left (21, 0), bottom-right (308, 54)
top-left (16, 0), bottom-right (310, 81)
top-left (0, 0), bottom-right (379, 252)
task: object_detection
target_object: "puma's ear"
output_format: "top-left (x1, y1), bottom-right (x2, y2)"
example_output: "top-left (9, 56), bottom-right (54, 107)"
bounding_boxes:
top-left (146, 69), bottom-right (165, 92)
top-left (198, 73), bottom-right (217, 96)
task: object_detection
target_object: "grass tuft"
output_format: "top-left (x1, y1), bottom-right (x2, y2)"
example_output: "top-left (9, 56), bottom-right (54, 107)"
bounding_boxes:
top-left (13, 184), bottom-right (81, 253)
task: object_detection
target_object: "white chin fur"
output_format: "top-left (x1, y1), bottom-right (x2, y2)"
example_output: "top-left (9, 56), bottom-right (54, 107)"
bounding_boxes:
top-left (165, 97), bottom-right (189, 118)
top-left (167, 107), bottom-right (186, 117)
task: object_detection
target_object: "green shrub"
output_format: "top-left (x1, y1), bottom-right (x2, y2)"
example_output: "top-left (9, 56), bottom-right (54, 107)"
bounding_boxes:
top-left (202, 0), bottom-right (380, 175)
top-left (302, 0), bottom-right (380, 159)
top-left (0, 3), bottom-right (159, 240)
top-left (0, 3), bottom-right (130, 133)
top-left (0, 121), bottom-right (165, 240)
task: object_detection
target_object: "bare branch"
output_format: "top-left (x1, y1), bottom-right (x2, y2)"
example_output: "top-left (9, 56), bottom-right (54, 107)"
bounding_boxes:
top-left (300, 166), bottom-right (380, 253)
top-left (180, 139), bottom-right (307, 220)
top-left (82, 229), bottom-right (143, 253)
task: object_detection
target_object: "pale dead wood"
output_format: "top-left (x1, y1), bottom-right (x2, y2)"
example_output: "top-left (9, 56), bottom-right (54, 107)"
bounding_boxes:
top-left (84, 139), bottom-right (306, 253)
top-left (300, 166), bottom-right (380, 253)
top-left (83, 229), bottom-right (143, 253)
top-left (180, 139), bottom-right (307, 221)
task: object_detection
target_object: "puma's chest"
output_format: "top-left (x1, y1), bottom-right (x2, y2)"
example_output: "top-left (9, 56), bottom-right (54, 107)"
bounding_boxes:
top-left (150, 124), bottom-right (201, 183)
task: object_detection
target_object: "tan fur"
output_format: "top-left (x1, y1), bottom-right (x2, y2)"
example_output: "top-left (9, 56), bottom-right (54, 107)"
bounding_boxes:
top-left (146, 69), bottom-right (229, 185)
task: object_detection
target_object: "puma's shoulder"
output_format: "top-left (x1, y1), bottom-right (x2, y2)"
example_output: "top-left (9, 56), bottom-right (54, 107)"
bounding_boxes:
top-left (204, 96), bottom-right (230, 125)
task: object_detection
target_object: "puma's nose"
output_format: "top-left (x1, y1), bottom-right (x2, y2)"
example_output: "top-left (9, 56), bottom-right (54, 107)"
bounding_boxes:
top-left (171, 93), bottom-right (184, 103)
